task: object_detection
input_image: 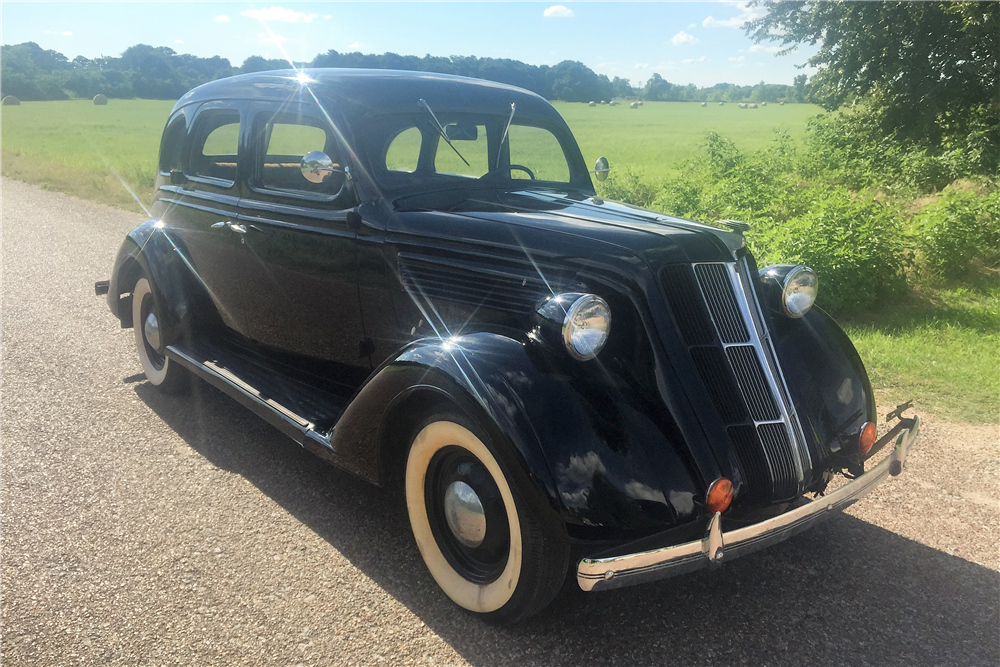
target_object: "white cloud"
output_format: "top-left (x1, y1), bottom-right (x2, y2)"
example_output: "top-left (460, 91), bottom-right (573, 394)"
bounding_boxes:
top-left (687, 23), bottom-right (696, 29)
top-left (728, 55), bottom-right (746, 62)
top-left (633, 62), bottom-right (650, 69)
top-left (215, 15), bottom-right (231, 23)
top-left (42, 29), bottom-right (72, 36)
top-left (698, 56), bottom-right (708, 62)
top-left (62, 31), bottom-right (73, 36)
top-left (174, 39), bottom-right (184, 44)
top-left (257, 32), bottom-right (289, 46)
top-left (347, 41), bottom-right (362, 50)
top-left (323, 15), bottom-right (332, 20)
top-left (671, 30), bottom-right (697, 46)
top-left (543, 5), bottom-right (574, 18)
top-left (749, 44), bottom-right (781, 54)
top-left (242, 6), bottom-right (318, 24)
top-left (703, 1), bottom-right (767, 29)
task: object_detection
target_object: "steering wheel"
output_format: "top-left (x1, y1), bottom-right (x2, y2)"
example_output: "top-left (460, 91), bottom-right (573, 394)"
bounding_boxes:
top-left (480, 164), bottom-right (536, 181)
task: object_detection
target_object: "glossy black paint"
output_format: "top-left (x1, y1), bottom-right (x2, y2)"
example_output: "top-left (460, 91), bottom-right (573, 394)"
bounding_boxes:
top-left (107, 69), bottom-right (878, 551)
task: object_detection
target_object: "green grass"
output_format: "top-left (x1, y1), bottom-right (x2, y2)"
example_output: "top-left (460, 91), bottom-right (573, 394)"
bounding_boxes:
top-left (553, 100), bottom-right (822, 180)
top-left (841, 282), bottom-right (999, 423)
top-left (1, 99), bottom-right (174, 211)
top-left (2, 98), bottom-right (995, 422)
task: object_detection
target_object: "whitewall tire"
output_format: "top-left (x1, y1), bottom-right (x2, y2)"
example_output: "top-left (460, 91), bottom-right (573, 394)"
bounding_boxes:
top-left (405, 416), bottom-right (568, 623)
top-left (132, 276), bottom-right (189, 394)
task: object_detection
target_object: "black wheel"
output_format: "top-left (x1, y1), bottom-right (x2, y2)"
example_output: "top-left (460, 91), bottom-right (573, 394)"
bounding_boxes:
top-left (131, 275), bottom-right (190, 394)
top-left (405, 413), bottom-right (567, 623)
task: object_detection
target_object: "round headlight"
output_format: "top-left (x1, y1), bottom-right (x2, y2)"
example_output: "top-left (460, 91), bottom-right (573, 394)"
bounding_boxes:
top-left (782, 266), bottom-right (818, 318)
top-left (562, 294), bottom-right (611, 360)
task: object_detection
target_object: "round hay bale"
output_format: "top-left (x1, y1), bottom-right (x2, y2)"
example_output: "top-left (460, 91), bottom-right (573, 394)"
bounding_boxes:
top-left (718, 102), bottom-right (724, 106)
top-left (629, 102), bottom-right (638, 109)
top-left (637, 101), bottom-right (643, 106)
top-left (93, 94), bottom-right (108, 105)
top-left (749, 103), bottom-right (758, 109)
top-left (2, 96), bottom-right (21, 106)
top-left (609, 100), bottom-right (617, 106)
top-left (589, 101), bottom-right (596, 107)
top-left (700, 101), bottom-right (707, 107)
top-left (761, 101), bottom-right (767, 107)
top-left (780, 101), bottom-right (785, 106)
top-left (600, 100), bottom-right (607, 105)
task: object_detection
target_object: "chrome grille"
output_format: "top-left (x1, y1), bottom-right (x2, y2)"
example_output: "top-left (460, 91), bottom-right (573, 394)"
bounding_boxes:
top-left (725, 345), bottom-right (779, 421)
top-left (683, 259), bottom-right (809, 502)
top-left (693, 264), bottom-right (749, 344)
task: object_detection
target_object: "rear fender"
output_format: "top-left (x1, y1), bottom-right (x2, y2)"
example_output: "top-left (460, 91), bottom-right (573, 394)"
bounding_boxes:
top-left (108, 220), bottom-right (219, 345)
top-left (332, 332), bottom-right (700, 539)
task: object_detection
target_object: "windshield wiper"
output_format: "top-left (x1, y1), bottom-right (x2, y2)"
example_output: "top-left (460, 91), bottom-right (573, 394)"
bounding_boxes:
top-left (418, 98), bottom-right (470, 167)
top-left (496, 102), bottom-right (515, 169)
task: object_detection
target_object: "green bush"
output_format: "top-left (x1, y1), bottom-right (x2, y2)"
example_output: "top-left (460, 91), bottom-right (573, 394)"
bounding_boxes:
top-left (913, 189), bottom-right (1000, 278)
top-left (751, 187), bottom-right (909, 311)
top-left (596, 165), bottom-right (660, 208)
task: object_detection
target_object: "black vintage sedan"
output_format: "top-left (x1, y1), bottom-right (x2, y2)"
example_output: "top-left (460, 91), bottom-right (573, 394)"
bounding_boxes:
top-left (100, 69), bottom-right (919, 623)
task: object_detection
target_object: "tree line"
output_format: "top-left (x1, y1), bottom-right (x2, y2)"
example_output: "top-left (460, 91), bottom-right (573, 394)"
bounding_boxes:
top-left (0, 41), bottom-right (803, 104)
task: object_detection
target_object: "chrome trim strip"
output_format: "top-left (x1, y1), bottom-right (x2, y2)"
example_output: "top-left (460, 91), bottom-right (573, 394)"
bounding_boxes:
top-left (577, 416), bottom-right (919, 592)
top-left (732, 259), bottom-right (814, 484)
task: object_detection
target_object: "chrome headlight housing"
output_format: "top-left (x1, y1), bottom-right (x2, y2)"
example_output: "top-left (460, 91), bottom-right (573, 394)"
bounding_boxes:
top-left (759, 264), bottom-right (819, 318)
top-left (534, 293), bottom-right (612, 360)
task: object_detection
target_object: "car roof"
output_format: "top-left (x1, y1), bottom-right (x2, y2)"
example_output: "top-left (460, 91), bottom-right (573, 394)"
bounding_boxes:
top-left (173, 68), bottom-right (555, 118)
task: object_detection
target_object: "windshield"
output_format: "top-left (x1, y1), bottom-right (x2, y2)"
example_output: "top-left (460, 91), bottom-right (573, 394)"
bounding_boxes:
top-left (368, 110), bottom-right (578, 203)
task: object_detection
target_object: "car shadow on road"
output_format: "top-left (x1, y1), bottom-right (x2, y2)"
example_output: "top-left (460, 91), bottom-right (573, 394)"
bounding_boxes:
top-left (136, 379), bottom-right (1000, 667)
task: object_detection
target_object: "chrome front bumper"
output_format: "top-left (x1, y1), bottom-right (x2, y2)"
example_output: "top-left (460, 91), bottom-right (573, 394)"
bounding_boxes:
top-left (578, 415), bottom-right (920, 592)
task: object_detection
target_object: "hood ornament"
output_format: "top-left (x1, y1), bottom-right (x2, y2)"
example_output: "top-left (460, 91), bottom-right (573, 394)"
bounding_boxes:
top-left (719, 219), bottom-right (751, 233)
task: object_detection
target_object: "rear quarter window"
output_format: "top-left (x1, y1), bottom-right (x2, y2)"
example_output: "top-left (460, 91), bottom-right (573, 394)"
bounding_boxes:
top-left (188, 109), bottom-right (241, 186)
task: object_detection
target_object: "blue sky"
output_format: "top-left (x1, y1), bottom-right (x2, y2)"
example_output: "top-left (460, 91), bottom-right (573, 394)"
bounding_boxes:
top-left (1, 2), bottom-right (818, 87)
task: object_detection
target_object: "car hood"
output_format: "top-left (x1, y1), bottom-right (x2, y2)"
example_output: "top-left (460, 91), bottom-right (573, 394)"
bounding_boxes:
top-left (421, 189), bottom-right (746, 266)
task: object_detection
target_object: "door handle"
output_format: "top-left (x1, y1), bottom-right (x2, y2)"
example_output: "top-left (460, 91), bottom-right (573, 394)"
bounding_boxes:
top-left (229, 224), bottom-right (247, 234)
top-left (248, 224), bottom-right (267, 234)
top-left (211, 221), bottom-right (230, 228)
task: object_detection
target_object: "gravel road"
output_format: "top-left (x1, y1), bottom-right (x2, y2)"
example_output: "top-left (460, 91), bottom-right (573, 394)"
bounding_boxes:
top-left (2, 177), bottom-right (997, 666)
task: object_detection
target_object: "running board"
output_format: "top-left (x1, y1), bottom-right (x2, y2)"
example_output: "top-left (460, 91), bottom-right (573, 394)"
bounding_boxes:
top-left (165, 344), bottom-right (336, 457)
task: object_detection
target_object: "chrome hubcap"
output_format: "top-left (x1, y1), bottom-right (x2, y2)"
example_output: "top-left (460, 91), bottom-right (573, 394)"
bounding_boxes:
top-left (143, 312), bottom-right (161, 351)
top-left (443, 481), bottom-right (486, 548)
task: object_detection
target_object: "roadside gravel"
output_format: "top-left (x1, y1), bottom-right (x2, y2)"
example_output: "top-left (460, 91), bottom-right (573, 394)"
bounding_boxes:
top-left (2, 178), bottom-right (997, 666)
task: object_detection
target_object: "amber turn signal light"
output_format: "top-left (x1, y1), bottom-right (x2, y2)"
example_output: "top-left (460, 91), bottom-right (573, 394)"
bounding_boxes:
top-left (706, 478), bottom-right (734, 514)
top-left (859, 422), bottom-right (877, 456)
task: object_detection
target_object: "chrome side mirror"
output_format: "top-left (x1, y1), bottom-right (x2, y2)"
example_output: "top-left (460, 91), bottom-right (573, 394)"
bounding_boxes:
top-left (592, 157), bottom-right (610, 182)
top-left (301, 150), bottom-right (352, 184)
top-left (301, 151), bottom-right (334, 183)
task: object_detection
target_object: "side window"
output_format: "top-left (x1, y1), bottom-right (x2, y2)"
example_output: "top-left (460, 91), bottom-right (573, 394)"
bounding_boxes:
top-left (188, 109), bottom-right (240, 186)
top-left (434, 123), bottom-right (488, 177)
top-left (159, 114), bottom-right (186, 175)
top-left (508, 125), bottom-right (571, 182)
top-left (385, 127), bottom-right (422, 173)
top-left (258, 113), bottom-right (344, 198)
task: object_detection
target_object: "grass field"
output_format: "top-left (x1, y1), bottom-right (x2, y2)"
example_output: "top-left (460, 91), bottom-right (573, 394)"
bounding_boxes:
top-left (552, 100), bottom-right (820, 179)
top-left (1, 98), bottom-right (995, 422)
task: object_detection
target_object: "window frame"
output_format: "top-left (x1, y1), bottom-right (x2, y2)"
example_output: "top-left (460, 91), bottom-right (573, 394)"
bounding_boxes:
top-left (247, 105), bottom-right (353, 207)
top-left (183, 102), bottom-right (244, 190)
top-left (504, 121), bottom-right (574, 185)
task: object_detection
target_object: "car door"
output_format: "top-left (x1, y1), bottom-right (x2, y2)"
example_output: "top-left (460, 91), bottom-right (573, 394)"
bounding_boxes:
top-left (158, 100), bottom-right (250, 336)
top-left (235, 101), bottom-right (370, 389)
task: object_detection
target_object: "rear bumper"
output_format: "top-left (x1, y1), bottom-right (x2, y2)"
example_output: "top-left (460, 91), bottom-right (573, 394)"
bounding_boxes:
top-left (578, 415), bottom-right (920, 592)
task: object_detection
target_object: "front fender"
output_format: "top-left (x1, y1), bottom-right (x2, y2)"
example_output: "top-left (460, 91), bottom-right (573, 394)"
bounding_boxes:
top-left (332, 332), bottom-right (702, 541)
top-left (770, 306), bottom-right (877, 474)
